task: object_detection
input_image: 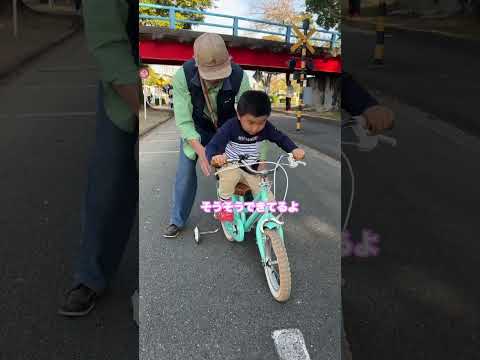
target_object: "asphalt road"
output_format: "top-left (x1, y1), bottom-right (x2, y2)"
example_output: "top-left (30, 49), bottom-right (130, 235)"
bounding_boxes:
top-left (342, 23), bottom-right (480, 137)
top-left (139, 116), bottom-right (341, 360)
top-left (342, 25), bottom-right (480, 359)
top-left (270, 113), bottom-right (340, 160)
top-left (0, 33), bottom-right (138, 359)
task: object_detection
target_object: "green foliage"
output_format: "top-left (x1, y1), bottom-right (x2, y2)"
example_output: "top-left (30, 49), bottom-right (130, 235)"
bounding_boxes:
top-left (139, 0), bottom-right (214, 28)
top-left (144, 66), bottom-right (171, 87)
top-left (305, 0), bottom-right (340, 30)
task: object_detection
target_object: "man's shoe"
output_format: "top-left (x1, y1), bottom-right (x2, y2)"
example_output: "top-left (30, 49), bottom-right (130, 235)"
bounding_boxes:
top-left (58, 284), bottom-right (97, 317)
top-left (163, 224), bottom-right (180, 238)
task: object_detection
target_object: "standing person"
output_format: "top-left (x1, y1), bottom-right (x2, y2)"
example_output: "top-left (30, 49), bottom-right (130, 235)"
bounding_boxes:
top-left (163, 33), bottom-right (269, 238)
top-left (58, 0), bottom-right (139, 317)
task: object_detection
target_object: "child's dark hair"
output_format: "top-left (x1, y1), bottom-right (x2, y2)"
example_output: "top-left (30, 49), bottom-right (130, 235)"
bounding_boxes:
top-left (237, 90), bottom-right (271, 118)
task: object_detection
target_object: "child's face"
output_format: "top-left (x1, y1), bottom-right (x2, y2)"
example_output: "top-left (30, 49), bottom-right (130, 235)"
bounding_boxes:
top-left (238, 114), bottom-right (268, 135)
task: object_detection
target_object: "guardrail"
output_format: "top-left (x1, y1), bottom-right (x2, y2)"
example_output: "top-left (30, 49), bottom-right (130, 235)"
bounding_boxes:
top-left (139, 3), bottom-right (341, 49)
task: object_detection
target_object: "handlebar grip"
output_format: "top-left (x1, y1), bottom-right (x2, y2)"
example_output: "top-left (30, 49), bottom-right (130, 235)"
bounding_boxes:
top-left (377, 135), bottom-right (397, 147)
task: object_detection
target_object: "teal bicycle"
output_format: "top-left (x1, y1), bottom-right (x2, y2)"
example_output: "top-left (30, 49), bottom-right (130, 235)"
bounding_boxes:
top-left (194, 153), bottom-right (306, 302)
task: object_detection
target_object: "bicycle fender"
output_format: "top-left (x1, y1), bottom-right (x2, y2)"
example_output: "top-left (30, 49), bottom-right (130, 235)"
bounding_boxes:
top-left (256, 213), bottom-right (285, 263)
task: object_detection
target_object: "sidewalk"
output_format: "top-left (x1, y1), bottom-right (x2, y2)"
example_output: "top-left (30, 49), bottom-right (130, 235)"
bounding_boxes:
top-left (344, 12), bottom-right (480, 41)
top-left (139, 107), bottom-right (173, 137)
top-left (272, 107), bottom-right (341, 126)
top-left (0, 1), bottom-right (80, 79)
top-left (23, 0), bottom-right (78, 16)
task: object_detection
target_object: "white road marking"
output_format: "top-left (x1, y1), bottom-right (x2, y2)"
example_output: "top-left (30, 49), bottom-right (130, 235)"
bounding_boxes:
top-left (37, 66), bottom-right (98, 72)
top-left (12, 84), bottom-right (97, 89)
top-left (272, 329), bottom-right (312, 360)
top-left (343, 25), bottom-right (393, 37)
top-left (142, 139), bottom-right (179, 142)
top-left (140, 151), bottom-right (180, 154)
top-left (15, 112), bottom-right (96, 118)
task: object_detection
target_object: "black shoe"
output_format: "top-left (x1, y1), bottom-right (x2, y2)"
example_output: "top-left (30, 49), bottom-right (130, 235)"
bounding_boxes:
top-left (163, 224), bottom-right (180, 238)
top-left (58, 284), bottom-right (97, 317)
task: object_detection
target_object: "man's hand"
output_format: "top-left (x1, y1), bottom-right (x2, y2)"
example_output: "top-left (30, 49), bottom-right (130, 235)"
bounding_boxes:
top-left (112, 83), bottom-right (140, 115)
top-left (362, 105), bottom-right (394, 134)
top-left (188, 139), bottom-right (210, 176)
top-left (292, 148), bottom-right (305, 161)
top-left (211, 154), bottom-right (227, 168)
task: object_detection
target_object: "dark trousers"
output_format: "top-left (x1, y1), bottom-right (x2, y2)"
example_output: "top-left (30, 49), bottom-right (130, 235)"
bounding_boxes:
top-left (349, 0), bottom-right (361, 15)
top-left (73, 83), bottom-right (138, 292)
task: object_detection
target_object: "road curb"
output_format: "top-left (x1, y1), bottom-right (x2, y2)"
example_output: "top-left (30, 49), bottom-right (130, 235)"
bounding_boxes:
top-left (0, 25), bottom-right (82, 80)
top-left (139, 110), bottom-right (173, 138)
top-left (344, 18), bottom-right (480, 42)
top-left (272, 110), bottom-right (341, 127)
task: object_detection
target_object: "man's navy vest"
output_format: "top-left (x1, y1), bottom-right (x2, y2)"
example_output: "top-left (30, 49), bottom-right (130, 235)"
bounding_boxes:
top-left (183, 59), bottom-right (243, 146)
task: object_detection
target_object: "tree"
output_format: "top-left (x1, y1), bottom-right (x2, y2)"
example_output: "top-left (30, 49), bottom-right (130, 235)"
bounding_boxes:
top-left (251, 0), bottom-right (304, 26)
top-left (140, 0), bottom-right (214, 28)
top-left (305, 0), bottom-right (340, 29)
top-left (144, 66), bottom-right (171, 87)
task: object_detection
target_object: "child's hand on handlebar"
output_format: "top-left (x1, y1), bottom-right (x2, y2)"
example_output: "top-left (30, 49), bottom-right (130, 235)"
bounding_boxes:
top-left (211, 154), bottom-right (227, 167)
top-left (292, 148), bottom-right (305, 161)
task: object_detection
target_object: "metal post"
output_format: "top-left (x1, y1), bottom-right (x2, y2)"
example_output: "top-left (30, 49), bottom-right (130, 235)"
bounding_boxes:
top-left (296, 18), bottom-right (309, 131)
top-left (285, 26), bottom-right (291, 43)
top-left (233, 17), bottom-right (238, 37)
top-left (143, 81), bottom-right (147, 123)
top-left (13, 0), bottom-right (18, 38)
top-left (286, 72), bottom-right (291, 111)
top-left (374, 0), bottom-right (386, 65)
top-left (169, 8), bottom-right (176, 30)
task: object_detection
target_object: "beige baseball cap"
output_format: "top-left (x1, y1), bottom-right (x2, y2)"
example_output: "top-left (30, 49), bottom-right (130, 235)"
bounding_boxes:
top-left (193, 33), bottom-right (232, 80)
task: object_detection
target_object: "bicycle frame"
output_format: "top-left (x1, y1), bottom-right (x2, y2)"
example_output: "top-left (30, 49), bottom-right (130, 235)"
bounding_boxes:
top-left (224, 174), bottom-right (285, 265)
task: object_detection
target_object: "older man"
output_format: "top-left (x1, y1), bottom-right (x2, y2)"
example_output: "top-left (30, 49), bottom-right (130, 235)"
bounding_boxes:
top-left (163, 33), bottom-right (265, 238)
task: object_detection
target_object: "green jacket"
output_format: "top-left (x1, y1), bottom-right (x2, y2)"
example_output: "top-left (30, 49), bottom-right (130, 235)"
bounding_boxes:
top-left (83, 0), bottom-right (139, 133)
top-left (173, 67), bottom-right (268, 160)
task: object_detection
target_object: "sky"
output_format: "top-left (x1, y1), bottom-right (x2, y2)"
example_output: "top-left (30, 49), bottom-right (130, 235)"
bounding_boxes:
top-left (194, 0), bottom-right (307, 37)
top-left (151, 0), bottom-right (331, 79)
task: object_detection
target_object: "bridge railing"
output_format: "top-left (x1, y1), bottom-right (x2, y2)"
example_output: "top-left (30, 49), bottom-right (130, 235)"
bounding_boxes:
top-left (139, 3), bottom-right (341, 50)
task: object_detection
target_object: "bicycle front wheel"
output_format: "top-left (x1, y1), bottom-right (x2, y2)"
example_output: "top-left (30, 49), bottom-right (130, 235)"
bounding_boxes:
top-left (263, 229), bottom-right (291, 302)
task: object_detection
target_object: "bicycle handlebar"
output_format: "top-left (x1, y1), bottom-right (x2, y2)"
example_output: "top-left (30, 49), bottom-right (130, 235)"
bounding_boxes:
top-left (215, 153), bottom-right (306, 177)
top-left (342, 115), bottom-right (397, 151)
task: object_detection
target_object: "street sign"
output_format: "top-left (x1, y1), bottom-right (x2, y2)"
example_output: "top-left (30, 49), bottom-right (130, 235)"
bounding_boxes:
top-left (139, 67), bottom-right (149, 80)
top-left (290, 25), bottom-right (316, 55)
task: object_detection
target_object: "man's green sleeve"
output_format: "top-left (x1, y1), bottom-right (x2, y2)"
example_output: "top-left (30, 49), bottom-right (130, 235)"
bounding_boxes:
top-left (82, 0), bottom-right (138, 86)
top-left (172, 68), bottom-right (200, 141)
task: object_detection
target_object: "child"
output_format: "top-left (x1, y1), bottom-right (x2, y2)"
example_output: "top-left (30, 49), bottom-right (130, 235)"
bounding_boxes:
top-left (205, 90), bottom-right (305, 224)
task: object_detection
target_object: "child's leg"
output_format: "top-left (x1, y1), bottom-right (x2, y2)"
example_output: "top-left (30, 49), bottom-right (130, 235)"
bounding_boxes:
top-left (241, 172), bottom-right (275, 202)
top-left (217, 164), bottom-right (242, 200)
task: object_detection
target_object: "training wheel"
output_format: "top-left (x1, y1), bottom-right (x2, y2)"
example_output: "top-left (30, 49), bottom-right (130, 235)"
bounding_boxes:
top-left (194, 226), bottom-right (200, 244)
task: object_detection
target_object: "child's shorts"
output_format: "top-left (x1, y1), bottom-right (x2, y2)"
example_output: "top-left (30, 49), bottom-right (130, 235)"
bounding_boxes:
top-left (217, 163), bottom-right (275, 201)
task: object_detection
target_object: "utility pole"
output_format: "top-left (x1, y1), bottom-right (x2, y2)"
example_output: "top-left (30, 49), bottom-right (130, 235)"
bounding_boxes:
top-left (373, 0), bottom-right (386, 65)
top-left (285, 72), bottom-right (291, 111)
top-left (12, 0), bottom-right (18, 37)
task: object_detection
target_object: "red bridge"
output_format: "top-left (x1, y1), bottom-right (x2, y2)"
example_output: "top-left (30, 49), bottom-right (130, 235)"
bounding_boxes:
top-left (138, 4), bottom-right (341, 74)
top-left (140, 27), bottom-right (341, 74)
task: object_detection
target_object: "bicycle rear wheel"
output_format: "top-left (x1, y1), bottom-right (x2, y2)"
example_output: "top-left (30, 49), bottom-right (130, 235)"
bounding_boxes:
top-left (263, 229), bottom-right (291, 302)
